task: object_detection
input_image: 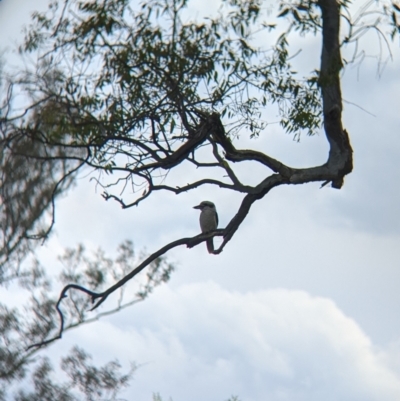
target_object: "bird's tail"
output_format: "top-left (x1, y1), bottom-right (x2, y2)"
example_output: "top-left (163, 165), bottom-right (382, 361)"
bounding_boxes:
top-left (206, 238), bottom-right (214, 254)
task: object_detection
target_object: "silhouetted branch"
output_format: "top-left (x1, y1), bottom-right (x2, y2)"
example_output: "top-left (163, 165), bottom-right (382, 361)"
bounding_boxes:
top-left (27, 230), bottom-right (224, 349)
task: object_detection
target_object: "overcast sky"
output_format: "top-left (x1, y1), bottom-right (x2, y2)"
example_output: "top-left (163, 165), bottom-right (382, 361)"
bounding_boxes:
top-left (1, 0), bottom-right (400, 400)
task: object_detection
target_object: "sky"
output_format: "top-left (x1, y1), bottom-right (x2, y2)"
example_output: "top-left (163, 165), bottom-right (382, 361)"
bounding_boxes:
top-left (1, 0), bottom-right (400, 400)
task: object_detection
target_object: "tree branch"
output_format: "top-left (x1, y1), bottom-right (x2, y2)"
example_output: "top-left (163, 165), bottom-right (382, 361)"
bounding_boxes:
top-left (27, 230), bottom-right (224, 349)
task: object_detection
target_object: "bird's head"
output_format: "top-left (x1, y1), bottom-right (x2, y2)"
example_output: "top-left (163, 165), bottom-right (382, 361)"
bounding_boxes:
top-left (193, 200), bottom-right (215, 210)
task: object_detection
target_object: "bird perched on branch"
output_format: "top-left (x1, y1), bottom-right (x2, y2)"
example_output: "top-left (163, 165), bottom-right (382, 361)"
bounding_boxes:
top-left (193, 201), bottom-right (218, 254)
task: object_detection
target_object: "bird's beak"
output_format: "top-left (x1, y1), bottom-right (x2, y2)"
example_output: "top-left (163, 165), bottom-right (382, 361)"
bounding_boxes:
top-left (193, 204), bottom-right (202, 209)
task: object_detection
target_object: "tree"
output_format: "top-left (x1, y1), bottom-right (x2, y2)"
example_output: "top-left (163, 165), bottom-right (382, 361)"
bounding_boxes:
top-left (0, 0), bottom-right (399, 397)
top-left (0, 239), bottom-right (173, 399)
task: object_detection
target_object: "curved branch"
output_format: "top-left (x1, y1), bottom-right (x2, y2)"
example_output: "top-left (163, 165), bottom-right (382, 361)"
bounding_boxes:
top-left (318, 0), bottom-right (353, 188)
top-left (217, 174), bottom-right (287, 253)
top-left (209, 112), bottom-right (293, 177)
top-left (27, 283), bottom-right (98, 350)
top-left (27, 229), bottom-right (225, 349)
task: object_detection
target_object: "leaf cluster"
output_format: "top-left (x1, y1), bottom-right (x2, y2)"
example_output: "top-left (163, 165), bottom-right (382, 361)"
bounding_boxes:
top-left (13, 348), bottom-right (134, 401)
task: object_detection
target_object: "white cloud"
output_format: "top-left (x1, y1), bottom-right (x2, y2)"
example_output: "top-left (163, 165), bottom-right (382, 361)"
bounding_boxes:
top-left (62, 282), bottom-right (400, 401)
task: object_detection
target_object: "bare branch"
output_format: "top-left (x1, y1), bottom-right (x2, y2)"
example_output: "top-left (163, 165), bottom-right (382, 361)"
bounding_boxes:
top-left (27, 230), bottom-right (223, 349)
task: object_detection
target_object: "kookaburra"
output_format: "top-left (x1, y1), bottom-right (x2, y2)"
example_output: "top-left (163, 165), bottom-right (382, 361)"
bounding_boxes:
top-left (193, 201), bottom-right (218, 254)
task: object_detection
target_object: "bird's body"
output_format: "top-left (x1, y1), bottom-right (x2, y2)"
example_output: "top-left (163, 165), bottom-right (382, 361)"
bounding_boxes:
top-left (193, 201), bottom-right (218, 254)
